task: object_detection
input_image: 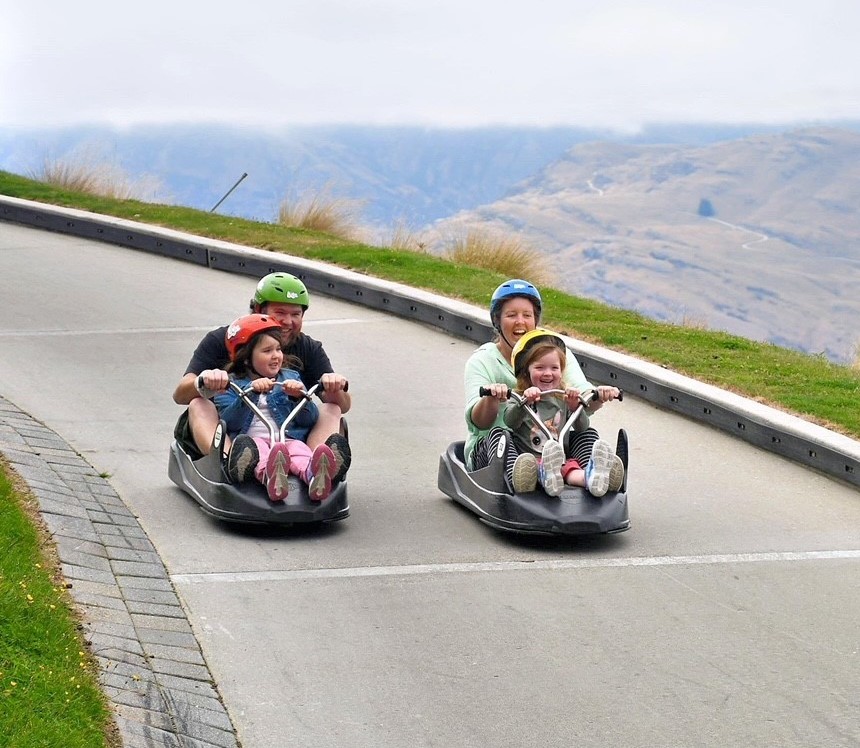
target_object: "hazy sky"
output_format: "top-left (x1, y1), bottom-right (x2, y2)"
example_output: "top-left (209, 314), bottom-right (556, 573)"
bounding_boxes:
top-left (3, 0), bottom-right (859, 131)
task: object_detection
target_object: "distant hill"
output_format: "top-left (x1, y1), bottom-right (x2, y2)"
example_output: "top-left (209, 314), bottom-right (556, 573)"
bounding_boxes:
top-left (428, 127), bottom-right (860, 363)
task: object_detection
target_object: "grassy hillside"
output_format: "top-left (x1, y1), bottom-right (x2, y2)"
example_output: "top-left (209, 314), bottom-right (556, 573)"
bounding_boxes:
top-left (1, 169), bottom-right (859, 438)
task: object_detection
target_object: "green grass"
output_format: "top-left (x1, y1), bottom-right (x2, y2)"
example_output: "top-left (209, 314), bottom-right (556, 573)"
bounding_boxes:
top-left (2, 168), bottom-right (859, 436)
top-left (0, 462), bottom-right (117, 747)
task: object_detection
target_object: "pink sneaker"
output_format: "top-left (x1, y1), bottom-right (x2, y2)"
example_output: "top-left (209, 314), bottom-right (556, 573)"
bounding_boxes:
top-left (306, 444), bottom-right (337, 502)
top-left (265, 443), bottom-right (291, 502)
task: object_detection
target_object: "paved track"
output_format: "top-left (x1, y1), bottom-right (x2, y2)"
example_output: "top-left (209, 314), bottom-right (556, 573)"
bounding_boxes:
top-left (1, 223), bottom-right (858, 747)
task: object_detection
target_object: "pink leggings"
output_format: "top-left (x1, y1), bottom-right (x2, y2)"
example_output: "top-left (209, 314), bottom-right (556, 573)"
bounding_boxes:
top-left (252, 438), bottom-right (313, 482)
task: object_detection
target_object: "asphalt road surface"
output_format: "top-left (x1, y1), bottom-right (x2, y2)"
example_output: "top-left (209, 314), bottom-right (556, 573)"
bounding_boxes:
top-left (1, 222), bottom-right (858, 747)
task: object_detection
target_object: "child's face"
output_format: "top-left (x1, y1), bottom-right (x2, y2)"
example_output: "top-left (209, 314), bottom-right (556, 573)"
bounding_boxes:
top-left (251, 333), bottom-right (284, 378)
top-left (528, 349), bottom-right (563, 390)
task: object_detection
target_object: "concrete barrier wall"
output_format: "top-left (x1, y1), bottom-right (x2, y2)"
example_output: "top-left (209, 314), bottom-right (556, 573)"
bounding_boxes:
top-left (2, 194), bottom-right (858, 488)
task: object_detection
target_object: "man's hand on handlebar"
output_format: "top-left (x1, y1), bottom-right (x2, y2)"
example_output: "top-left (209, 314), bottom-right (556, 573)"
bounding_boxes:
top-left (196, 369), bottom-right (229, 397)
top-left (319, 372), bottom-right (348, 395)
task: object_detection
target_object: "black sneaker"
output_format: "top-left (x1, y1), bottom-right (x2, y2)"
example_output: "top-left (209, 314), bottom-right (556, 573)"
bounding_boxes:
top-left (324, 433), bottom-right (352, 483)
top-left (227, 435), bottom-right (260, 484)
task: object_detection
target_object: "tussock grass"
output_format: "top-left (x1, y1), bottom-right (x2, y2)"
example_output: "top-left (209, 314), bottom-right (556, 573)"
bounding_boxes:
top-left (445, 228), bottom-right (550, 286)
top-left (384, 222), bottom-right (427, 252)
top-left (677, 312), bottom-right (709, 330)
top-left (851, 340), bottom-right (860, 371)
top-left (277, 189), bottom-right (363, 240)
top-left (31, 157), bottom-right (161, 202)
top-left (0, 461), bottom-right (118, 747)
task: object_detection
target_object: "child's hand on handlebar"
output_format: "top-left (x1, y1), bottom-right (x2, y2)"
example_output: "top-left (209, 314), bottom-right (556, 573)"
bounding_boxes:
top-left (281, 379), bottom-right (306, 398)
top-left (250, 377), bottom-right (277, 393)
top-left (563, 388), bottom-right (583, 409)
top-left (523, 386), bottom-right (543, 404)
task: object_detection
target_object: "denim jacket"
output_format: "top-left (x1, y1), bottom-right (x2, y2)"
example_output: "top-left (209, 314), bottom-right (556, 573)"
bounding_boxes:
top-left (213, 369), bottom-right (318, 443)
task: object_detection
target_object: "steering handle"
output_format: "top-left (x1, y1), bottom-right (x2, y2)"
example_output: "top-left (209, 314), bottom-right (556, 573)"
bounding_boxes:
top-left (479, 386), bottom-right (622, 403)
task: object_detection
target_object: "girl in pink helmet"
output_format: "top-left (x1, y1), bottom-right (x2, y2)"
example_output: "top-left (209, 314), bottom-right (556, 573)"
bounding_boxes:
top-left (212, 314), bottom-right (338, 502)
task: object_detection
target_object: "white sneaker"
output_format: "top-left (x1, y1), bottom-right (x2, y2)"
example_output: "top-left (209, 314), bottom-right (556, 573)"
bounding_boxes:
top-left (539, 440), bottom-right (566, 497)
top-left (584, 440), bottom-right (615, 497)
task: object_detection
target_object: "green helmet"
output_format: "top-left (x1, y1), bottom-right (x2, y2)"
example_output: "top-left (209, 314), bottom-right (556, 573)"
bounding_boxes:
top-left (251, 272), bottom-right (310, 311)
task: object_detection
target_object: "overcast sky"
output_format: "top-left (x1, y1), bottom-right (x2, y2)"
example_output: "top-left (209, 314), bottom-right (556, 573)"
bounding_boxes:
top-left (3, 0), bottom-right (859, 132)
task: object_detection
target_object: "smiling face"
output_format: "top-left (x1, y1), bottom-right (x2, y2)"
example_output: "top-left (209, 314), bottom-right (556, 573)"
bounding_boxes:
top-left (250, 332), bottom-right (285, 378)
top-left (262, 301), bottom-right (304, 345)
top-left (527, 347), bottom-right (564, 391)
top-left (497, 297), bottom-right (538, 353)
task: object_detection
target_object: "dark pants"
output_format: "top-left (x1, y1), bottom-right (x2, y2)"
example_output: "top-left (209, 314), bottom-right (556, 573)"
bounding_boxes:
top-left (173, 409), bottom-right (203, 460)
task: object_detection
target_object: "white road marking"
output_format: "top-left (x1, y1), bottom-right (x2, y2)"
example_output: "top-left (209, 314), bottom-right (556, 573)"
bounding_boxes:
top-left (171, 549), bottom-right (860, 585)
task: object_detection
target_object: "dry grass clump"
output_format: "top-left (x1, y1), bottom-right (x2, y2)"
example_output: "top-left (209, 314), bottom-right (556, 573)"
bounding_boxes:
top-left (277, 189), bottom-right (363, 240)
top-left (446, 227), bottom-right (549, 285)
top-left (677, 311), bottom-right (710, 330)
top-left (385, 222), bottom-right (427, 252)
top-left (851, 340), bottom-right (860, 371)
top-left (32, 157), bottom-right (160, 201)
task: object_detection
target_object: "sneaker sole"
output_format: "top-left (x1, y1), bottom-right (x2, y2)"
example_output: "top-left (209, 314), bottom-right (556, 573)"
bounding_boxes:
top-left (540, 440), bottom-right (566, 497)
top-left (325, 434), bottom-right (352, 483)
top-left (228, 437), bottom-right (259, 484)
top-left (266, 445), bottom-right (291, 502)
top-left (308, 445), bottom-right (336, 501)
top-left (586, 440), bottom-right (614, 498)
top-left (608, 454), bottom-right (625, 493)
top-left (511, 453), bottom-right (538, 493)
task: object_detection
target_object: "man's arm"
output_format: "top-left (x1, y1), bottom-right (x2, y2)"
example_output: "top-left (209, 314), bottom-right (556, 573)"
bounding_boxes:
top-left (297, 336), bottom-right (351, 413)
top-left (172, 327), bottom-right (229, 405)
top-left (173, 372), bottom-right (202, 405)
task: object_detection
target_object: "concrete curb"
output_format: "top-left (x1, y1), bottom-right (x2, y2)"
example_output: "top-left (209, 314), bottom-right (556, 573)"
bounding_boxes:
top-left (0, 395), bottom-right (239, 748)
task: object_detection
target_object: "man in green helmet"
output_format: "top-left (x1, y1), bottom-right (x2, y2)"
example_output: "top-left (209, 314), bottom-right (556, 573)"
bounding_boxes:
top-left (172, 272), bottom-right (351, 483)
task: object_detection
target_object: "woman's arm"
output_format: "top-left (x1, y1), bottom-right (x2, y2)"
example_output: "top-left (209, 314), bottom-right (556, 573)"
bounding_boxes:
top-left (465, 354), bottom-right (508, 429)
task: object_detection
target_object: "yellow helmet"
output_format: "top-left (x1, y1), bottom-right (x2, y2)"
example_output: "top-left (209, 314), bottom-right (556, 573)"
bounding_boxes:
top-left (510, 328), bottom-right (567, 376)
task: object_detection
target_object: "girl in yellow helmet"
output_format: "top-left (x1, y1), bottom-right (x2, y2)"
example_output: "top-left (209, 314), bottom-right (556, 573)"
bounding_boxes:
top-left (506, 329), bottom-right (624, 497)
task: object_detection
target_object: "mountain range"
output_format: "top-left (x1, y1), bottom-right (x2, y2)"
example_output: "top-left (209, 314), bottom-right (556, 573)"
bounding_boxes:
top-left (1, 122), bottom-right (858, 362)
